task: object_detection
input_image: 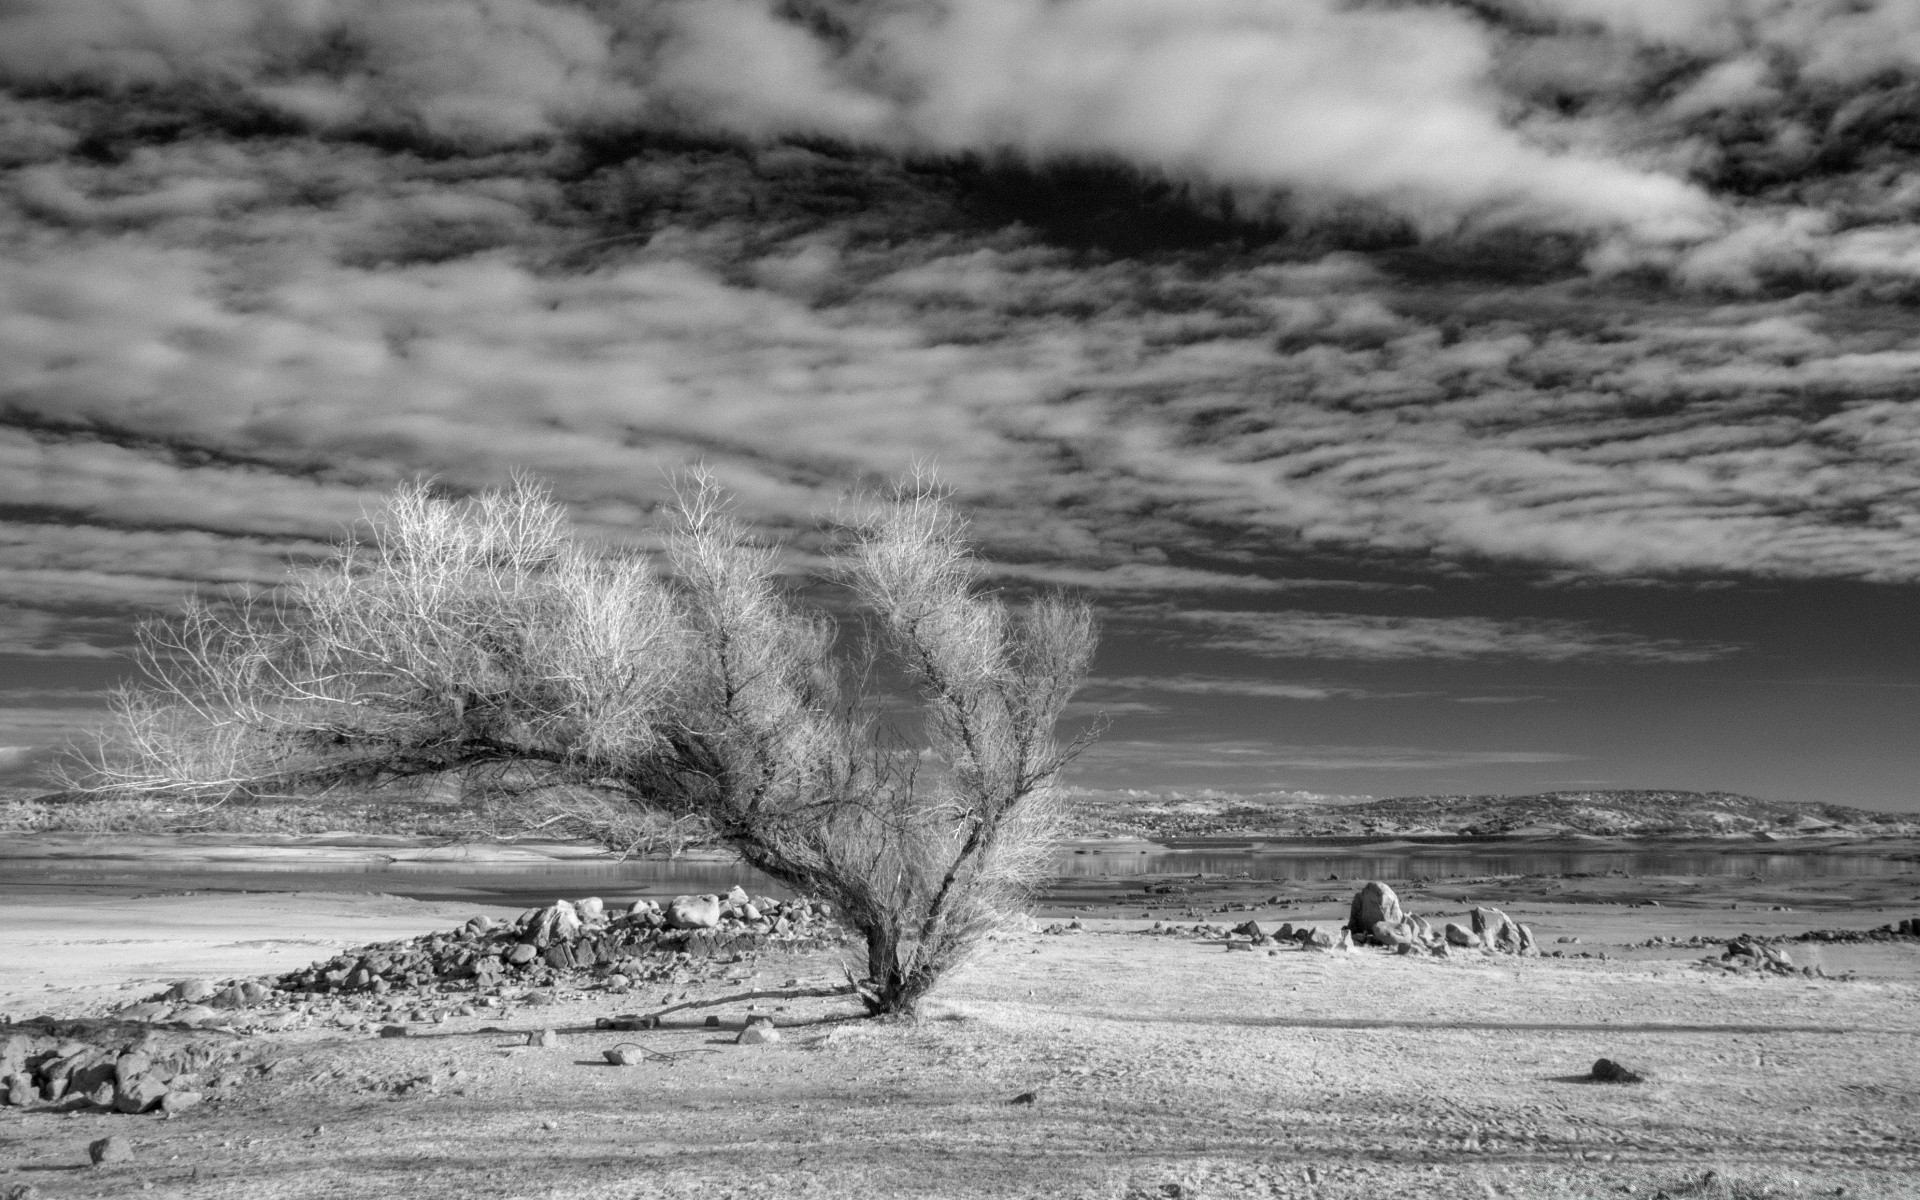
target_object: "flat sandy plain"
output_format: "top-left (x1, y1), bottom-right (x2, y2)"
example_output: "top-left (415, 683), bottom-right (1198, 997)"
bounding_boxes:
top-left (1, 839), bottom-right (1917, 1200)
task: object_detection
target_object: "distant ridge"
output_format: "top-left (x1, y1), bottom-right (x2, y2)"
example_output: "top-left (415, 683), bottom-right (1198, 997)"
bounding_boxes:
top-left (1078, 788), bottom-right (1919, 840)
top-left (1316, 789), bottom-right (1913, 838)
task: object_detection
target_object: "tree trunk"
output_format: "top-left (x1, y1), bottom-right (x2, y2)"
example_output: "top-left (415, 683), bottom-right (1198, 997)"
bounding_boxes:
top-left (859, 922), bottom-right (928, 1016)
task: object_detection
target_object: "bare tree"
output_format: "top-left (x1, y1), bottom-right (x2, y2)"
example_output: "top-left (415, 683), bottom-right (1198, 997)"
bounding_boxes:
top-left (66, 475), bottom-right (1096, 1016)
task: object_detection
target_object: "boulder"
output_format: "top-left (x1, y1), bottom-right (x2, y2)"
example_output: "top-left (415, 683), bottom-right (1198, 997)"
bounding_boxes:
top-left (1590, 1058), bottom-right (1645, 1084)
top-left (1470, 907), bottom-right (1515, 951)
top-left (1347, 882), bottom-right (1403, 935)
top-left (531, 901), bottom-right (583, 943)
top-left (1370, 920), bottom-right (1411, 947)
top-left (1444, 923), bottom-right (1479, 948)
top-left (160, 1090), bottom-right (203, 1114)
top-left (114, 1002), bottom-right (170, 1023)
top-left (665, 895), bottom-right (723, 931)
top-left (113, 1053), bottom-right (151, 1089)
top-left (114, 1078), bottom-right (169, 1114)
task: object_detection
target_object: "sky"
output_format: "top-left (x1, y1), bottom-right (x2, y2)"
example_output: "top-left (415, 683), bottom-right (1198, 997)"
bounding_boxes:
top-left (5, 0), bottom-right (1920, 812)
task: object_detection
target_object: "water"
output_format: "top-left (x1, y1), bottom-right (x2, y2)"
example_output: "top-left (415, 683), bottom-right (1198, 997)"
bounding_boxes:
top-left (2, 839), bottom-right (1909, 907)
top-left (1054, 840), bottom-right (1919, 884)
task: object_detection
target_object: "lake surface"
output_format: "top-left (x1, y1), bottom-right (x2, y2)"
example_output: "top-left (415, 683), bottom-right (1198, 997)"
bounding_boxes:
top-left (1, 839), bottom-right (1911, 908)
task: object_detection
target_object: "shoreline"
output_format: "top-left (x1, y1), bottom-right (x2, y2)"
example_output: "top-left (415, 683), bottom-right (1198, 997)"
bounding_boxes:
top-left (9, 829), bottom-right (1919, 865)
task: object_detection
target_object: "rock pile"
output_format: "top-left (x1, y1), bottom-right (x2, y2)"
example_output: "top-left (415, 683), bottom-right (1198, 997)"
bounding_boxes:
top-left (104, 889), bottom-right (848, 1032)
top-left (0, 1022), bottom-right (252, 1115)
top-left (1790, 917), bottom-right (1920, 944)
top-left (276, 890), bottom-right (844, 998)
top-left (1343, 883), bottom-right (1537, 957)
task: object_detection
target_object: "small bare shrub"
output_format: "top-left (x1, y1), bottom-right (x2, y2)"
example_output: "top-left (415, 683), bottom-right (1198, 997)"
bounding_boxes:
top-left (61, 475), bottom-right (1095, 1015)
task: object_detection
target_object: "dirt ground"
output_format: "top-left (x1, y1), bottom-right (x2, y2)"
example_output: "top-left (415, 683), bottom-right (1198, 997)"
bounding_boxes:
top-left (1, 857), bottom-right (1917, 1199)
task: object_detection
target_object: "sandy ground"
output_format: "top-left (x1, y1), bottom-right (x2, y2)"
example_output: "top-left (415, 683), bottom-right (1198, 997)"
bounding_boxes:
top-left (1, 850), bottom-right (1917, 1199)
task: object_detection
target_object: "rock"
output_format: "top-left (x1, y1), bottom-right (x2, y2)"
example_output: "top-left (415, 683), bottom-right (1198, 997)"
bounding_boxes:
top-left (209, 986), bottom-right (248, 1010)
top-left (1515, 924), bottom-right (1538, 956)
top-left (378, 1025), bottom-right (412, 1039)
top-left (736, 1024), bottom-right (780, 1045)
top-left (1444, 923), bottom-right (1479, 948)
top-left (530, 1028), bottom-right (558, 1048)
top-left (1470, 907), bottom-right (1515, 951)
top-left (113, 1053), bottom-right (152, 1089)
top-left (604, 1046), bottom-right (642, 1066)
top-left (114, 1002), bottom-right (170, 1022)
top-left (115, 1078), bottom-right (169, 1114)
top-left (89, 1134), bottom-right (133, 1165)
top-left (160, 1090), bottom-right (203, 1114)
top-left (1347, 882), bottom-right (1403, 935)
top-left (466, 915), bottom-right (494, 935)
top-left (505, 943), bottom-right (538, 966)
top-left (1406, 915), bottom-right (1434, 941)
top-left (665, 895), bottom-right (723, 931)
top-left (1009, 1091), bottom-right (1037, 1105)
top-left (576, 897), bottom-right (605, 923)
top-left (1370, 920), bottom-right (1411, 948)
top-left (1231, 920), bottom-right (1265, 939)
top-left (1335, 929), bottom-right (1356, 952)
top-left (1590, 1058), bottom-right (1645, 1084)
top-left (165, 980), bottom-right (216, 1004)
top-left (725, 885), bottom-right (750, 909)
top-left (171, 1006), bottom-right (220, 1026)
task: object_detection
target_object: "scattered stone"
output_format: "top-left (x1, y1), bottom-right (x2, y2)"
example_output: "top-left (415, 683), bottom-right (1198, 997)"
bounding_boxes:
top-left (1590, 1058), bottom-right (1645, 1084)
top-left (88, 1134), bottom-right (133, 1165)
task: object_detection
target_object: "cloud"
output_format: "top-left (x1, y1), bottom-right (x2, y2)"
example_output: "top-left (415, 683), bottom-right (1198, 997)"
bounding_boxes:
top-left (1074, 738), bottom-right (1578, 774)
top-left (1084, 674), bottom-right (1394, 701)
top-left (1138, 609), bottom-right (1735, 663)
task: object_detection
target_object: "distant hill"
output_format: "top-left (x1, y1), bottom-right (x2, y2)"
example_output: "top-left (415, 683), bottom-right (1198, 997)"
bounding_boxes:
top-left (1076, 789), bottom-right (1919, 840)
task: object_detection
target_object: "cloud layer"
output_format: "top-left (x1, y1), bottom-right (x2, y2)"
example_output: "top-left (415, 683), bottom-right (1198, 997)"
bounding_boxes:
top-left (8, 1), bottom-right (1920, 797)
